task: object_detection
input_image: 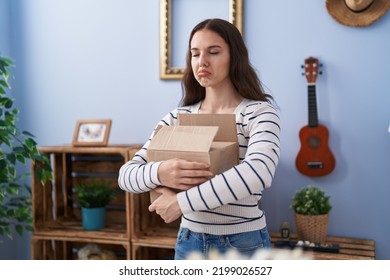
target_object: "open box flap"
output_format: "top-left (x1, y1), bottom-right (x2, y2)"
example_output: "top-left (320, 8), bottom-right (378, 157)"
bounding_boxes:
top-left (178, 114), bottom-right (237, 142)
top-left (148, 126), bottom-right (219, 152)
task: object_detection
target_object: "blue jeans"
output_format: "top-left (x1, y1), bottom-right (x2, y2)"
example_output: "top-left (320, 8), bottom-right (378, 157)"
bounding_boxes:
top-left (174, 227), bottom-right (271, 260)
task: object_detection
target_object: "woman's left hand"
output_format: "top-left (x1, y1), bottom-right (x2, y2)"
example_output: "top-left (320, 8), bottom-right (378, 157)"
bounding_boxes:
top-left (148, 187), bottom-right (182, 223)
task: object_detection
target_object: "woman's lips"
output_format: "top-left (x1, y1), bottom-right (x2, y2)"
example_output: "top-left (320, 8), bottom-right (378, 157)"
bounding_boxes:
top-left (197, 70), bottom-right (210, 77)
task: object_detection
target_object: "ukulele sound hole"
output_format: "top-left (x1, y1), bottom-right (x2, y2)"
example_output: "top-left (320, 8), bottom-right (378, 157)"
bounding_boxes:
top-left (308, 136), bottom-right (320, 148)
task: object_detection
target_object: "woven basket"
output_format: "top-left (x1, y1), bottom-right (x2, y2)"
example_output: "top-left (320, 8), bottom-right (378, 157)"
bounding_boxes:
top-left (294, 213), bottom-right (329, 243)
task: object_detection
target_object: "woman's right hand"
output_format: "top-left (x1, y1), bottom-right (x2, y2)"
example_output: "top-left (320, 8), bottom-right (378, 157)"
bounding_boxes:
top-left (157, 158), bottom-right (214, 191)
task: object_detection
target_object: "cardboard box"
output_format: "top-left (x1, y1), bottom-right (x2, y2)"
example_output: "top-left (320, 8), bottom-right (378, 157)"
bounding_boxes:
top-left (147, 114), bottom-right (238, 202)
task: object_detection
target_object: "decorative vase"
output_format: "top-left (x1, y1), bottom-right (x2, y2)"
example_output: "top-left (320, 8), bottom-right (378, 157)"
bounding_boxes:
top-left (81, 207), bottom-right (106, 230)
top-left (294, 213), bottom-right (329, 243)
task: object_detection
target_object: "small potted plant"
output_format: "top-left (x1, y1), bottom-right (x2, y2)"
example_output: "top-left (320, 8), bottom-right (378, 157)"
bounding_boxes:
top-left (75, 178), bottom-right (116, 230)
top-left (290, 185), bottom-right (332, 243)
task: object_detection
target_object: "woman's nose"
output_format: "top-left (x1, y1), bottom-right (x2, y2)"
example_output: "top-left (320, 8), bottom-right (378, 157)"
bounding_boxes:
top-left (199, 53), bottom-right (209, 67)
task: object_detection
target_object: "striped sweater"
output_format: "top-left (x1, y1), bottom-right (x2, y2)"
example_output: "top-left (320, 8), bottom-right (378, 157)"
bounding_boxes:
top-left (118, 99), bottom-right (280, 235)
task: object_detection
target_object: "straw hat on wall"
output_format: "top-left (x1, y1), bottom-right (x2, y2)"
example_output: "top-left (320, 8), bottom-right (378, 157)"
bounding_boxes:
top-left (326, 0), bottom-right (390, 27)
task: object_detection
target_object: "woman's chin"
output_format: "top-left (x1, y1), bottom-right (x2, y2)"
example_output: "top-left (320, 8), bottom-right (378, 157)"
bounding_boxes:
top-left (197, 77), bottom-right (211, 87)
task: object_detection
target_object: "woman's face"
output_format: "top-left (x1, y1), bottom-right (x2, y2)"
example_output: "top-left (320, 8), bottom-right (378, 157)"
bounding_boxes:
top-left (190, 29), bottom-right (231, 88)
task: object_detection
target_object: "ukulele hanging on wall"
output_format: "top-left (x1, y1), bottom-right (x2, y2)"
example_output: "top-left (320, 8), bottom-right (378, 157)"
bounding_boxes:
top-left (295, 56), bottom-right (335, 177)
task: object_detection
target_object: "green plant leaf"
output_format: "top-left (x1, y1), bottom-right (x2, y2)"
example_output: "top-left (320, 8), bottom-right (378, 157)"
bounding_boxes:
top-left (15, 224), bottom-right (23, 236)
top-left (0, 79), bottom-right (9, 88)
top-left (0, 159), bottom-right (6, 170)
top-left (75, 179), bottom-right (116, 208)
top-left (13, 146), bottom-right (25, 153)
top-left (4, 98), bottom-right (13, 108)
top-left (4, 226), bottom-right (13, 239)
top-left (7, 186), bottom-right (19, 197)
top-left (6, 153), bottom-right (16, 165)
top-left (290, 185), bottom-right (332, 215)
top-left (25, 224), bottom-right (33, 232)
top-left (0, 55), bottom-right (14, 67)
top-left (25, 137), bottom-right (37, 149)
top-left (0, 55), bottom-right (51, 240)
top-left (22, 131), bottom-right (35, 137)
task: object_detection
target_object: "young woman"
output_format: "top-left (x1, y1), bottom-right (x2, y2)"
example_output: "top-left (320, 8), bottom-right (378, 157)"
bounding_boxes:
top-left (118, 18), bottom-right (280, 260)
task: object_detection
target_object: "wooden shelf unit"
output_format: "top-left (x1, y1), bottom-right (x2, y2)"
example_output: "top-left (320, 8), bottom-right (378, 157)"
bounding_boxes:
top-left (31, 145), bottom-right (141, 260)
top-left (130, 192), bottom-right (180, 259)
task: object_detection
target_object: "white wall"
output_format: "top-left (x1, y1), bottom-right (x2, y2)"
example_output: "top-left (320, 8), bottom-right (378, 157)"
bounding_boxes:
top-left (1, 0), bottom-right (390, 259)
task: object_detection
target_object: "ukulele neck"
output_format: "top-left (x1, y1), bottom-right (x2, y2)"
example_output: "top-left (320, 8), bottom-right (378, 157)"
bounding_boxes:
top-left (308, 83), bottom-right (318, 127)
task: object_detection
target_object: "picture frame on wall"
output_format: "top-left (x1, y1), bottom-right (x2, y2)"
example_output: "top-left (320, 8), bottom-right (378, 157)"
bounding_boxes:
top-left (159, 0), bottom-right (243, 80)
top-left (72, 119), bottom-right (111, 147)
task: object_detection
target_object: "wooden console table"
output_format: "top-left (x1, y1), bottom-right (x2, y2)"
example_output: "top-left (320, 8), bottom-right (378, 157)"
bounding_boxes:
top-left (131, 229), bottom-right (375, 260)
top-left (270, 232), bottom-right (375, 260)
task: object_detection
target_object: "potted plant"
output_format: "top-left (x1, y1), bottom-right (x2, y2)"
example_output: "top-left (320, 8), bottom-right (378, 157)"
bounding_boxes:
top-left (0, 55), bottom-right (52, 240)
top-left (290, 185), bottom-right (332, 243)
top-left (75, 178), bottom-right (116, 231)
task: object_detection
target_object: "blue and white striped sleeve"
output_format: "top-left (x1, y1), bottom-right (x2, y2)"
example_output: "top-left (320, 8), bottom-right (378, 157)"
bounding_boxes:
top-left (117, 110), bottom-right (180, 193)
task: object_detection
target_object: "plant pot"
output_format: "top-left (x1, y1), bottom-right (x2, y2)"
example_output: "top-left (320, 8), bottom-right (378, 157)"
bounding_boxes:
top-left (294, 213), bottom-right (329, 243)
top-left (81, 207), bottom-right (106, 230)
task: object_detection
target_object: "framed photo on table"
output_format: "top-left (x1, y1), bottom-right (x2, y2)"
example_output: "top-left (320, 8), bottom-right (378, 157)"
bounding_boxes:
top-left (72, 119), bottom-right (111, 147)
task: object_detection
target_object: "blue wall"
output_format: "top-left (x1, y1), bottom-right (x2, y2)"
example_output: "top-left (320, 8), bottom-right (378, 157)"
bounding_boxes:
top-left (0, 0), bottom-right (33, 260)
top-left (1, 0), bottom-right (389, 259)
